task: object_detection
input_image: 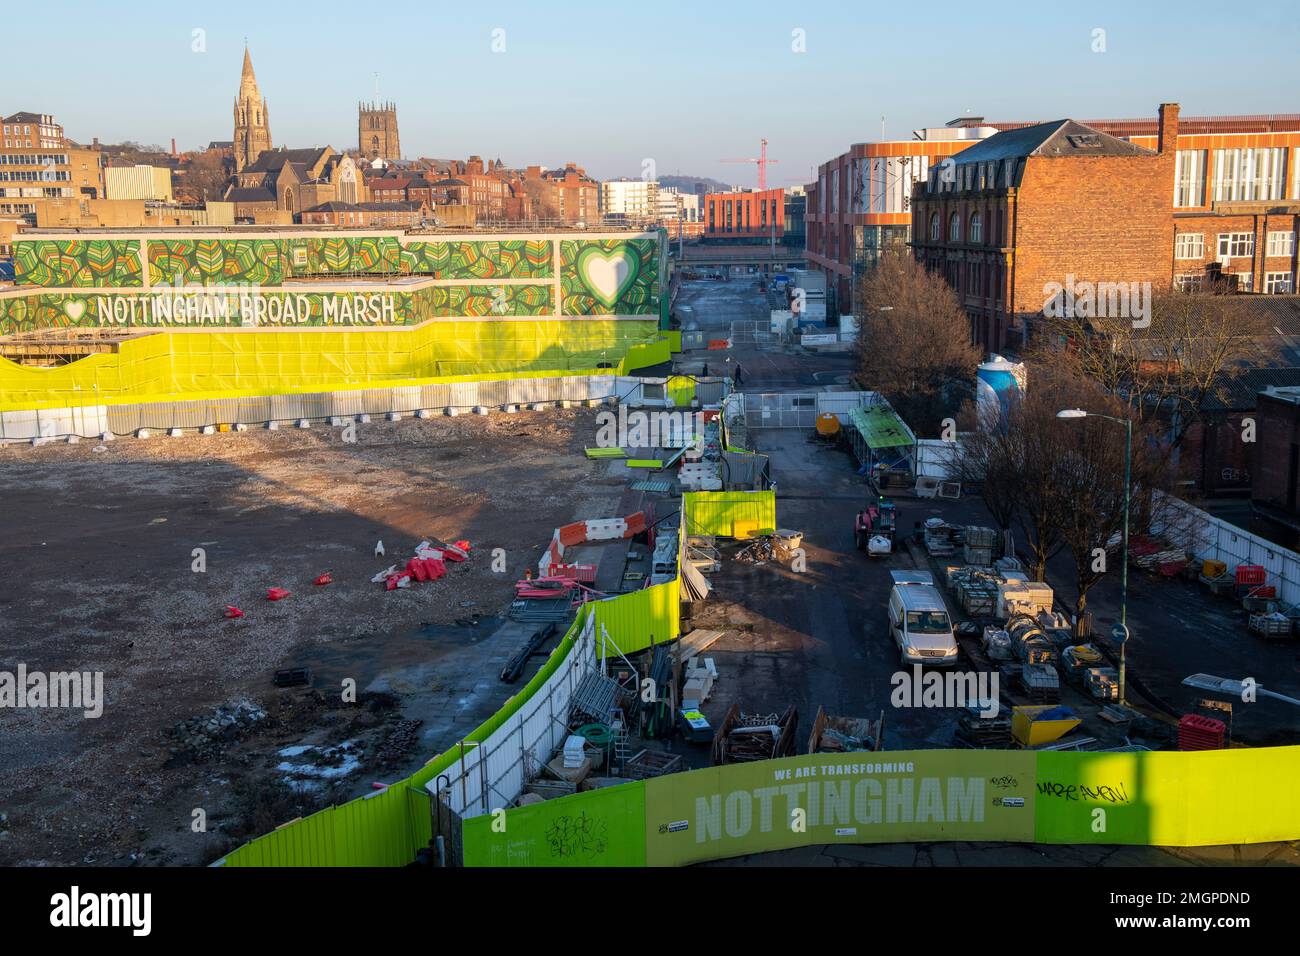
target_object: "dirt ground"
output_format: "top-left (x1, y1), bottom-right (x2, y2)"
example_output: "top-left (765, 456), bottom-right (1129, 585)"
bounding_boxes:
top-left (0, 408), bottom-right (620, 866)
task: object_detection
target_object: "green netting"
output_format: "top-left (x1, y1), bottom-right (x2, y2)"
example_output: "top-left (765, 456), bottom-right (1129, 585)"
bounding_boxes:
top-left (848, 406), bottom-right (913, 449)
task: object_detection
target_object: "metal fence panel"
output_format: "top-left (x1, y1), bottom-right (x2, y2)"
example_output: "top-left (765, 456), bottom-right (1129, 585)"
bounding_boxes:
top-left (331, 391), bottom-right (366, 417)
top-left (743, 392), bottom-right (818, 428)
top-left (476, 380), bottom-right (509, 407)
top-left (420, 384), bottom-right (452, 409)
top-left (430, 615), bottom-right (597, 819)
top-left (297, 392), bottom-right (333, 421)
top-left (361, 389), bottom-right (395, 416)
top-left (730, 320), bottom-right (775, 345)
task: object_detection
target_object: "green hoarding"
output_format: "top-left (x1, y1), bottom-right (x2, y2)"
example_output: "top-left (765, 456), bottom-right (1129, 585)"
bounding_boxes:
top-left (463, 782), bottom-right (648, 867)
top-left (643, 751), bottom-right (1037, 866)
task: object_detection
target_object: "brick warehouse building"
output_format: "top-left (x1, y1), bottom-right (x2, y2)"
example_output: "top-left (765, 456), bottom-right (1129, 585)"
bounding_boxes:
top-left (704, 187), bottom-right (784, 241)
top-left (911, 105), bottom-right (1180, 351)
top-left (910, 105), bottom-right (1300, 352)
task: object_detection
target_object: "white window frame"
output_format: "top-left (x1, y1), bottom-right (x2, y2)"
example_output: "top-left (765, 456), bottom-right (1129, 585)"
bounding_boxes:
top-left (1213, 147), bottom-right (1288, 202)
top-left (1218, 232), bottom-right (1254, 259)
top-left (1265, 272), bottom-right (1294, 294)
top-left (1266, 231), bottom-right (1296, 257)
top-left (1174, 233), bottom-right (1204, 260)
top-left (1174, 150), bottom-right (1206, 207)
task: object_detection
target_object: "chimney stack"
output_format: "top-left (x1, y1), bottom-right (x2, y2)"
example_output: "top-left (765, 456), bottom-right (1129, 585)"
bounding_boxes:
top-left (1157, 102), bottom-right (1180, 154)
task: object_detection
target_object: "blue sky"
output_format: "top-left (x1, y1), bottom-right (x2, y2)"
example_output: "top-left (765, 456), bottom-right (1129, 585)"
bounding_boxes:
top-left (6, 0), bottom-right (1299, 185)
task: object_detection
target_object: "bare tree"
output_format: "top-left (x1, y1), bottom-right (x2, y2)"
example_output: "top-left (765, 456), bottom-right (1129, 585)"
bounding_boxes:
top-left (176, 150), bottom-right (230, 203)
top-left (1051, 402), bottom-right (1164, 623)
top-left (852, 252), bottom-right (981, 435)
top-left (1035, 290), bottom-right (1278, 450)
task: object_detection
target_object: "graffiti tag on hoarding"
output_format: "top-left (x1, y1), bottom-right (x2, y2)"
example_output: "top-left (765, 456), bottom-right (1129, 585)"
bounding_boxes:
top-left (1036, 780), bottom-right (1131, 803)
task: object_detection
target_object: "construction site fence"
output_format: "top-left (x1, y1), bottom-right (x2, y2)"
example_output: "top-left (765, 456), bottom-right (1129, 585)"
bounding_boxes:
top-left (0, 340), bottom-right (678, 442)
top-left (463, 744), bottom-right (1300, 867)
top-left (1153, 491), bottom-right (1300, 606)
top-left (740, 390), bottom-right (880, 430)
top-left (427, 613), bottom-right (600, 822)
top-left (0, 320), bottom-right (670, 412)
top-left (1, 376), bottom-right (618, 441)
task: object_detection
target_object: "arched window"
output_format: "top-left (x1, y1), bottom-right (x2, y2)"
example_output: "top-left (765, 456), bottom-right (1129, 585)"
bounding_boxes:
top-left (969, 212), bottom-right (982, 244)
top-left (929, 213), bottom-right (940, 241)
top-left (949, 212), bottom-right (961, 242)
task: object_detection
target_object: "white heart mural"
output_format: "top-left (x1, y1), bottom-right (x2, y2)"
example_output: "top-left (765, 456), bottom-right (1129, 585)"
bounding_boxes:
top-left (63, 298), bottom-right (87, 322)
top-left (577, 247), bottom-right (639, 309)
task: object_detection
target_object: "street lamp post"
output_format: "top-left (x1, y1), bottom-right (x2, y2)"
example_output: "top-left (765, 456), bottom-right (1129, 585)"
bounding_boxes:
top-left (1182, 673), bottom-right (1300, 708)
top-left (1057, 407), bottom-right (1133, 704)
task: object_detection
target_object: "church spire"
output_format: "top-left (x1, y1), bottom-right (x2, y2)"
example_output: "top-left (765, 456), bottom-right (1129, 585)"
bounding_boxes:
top-left (233, 45), bottom-right (272, 173)
top-left (239, 45), bottom-right (261, 101)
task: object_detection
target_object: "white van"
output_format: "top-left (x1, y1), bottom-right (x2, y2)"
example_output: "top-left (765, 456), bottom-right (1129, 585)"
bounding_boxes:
top-left (887, 570), bottom-right (959, 666)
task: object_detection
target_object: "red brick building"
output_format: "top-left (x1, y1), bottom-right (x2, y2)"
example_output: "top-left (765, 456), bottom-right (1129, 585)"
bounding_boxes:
top-left (367, 175), bottom-right (436, 208)
top-left (704, 188), bottom-right (784, 241)
top-left (300, 200), bottom-right (428, 228)
top-left (524, 163), bottom-right (599, 224)
top-left (910, 104), bottom-right (1300, 352)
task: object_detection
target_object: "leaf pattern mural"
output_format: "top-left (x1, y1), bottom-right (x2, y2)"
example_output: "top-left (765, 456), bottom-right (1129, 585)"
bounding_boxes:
top-left (15, 239), bottom-right (142, 288)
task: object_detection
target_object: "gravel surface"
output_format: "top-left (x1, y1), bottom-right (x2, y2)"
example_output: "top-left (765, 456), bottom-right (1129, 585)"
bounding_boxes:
top-left (0, 408), bottom-right (621, 865)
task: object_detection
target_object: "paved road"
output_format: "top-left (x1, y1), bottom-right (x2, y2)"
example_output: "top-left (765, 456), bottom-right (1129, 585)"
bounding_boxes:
top-left (691, 428), bottom-right (985, 752)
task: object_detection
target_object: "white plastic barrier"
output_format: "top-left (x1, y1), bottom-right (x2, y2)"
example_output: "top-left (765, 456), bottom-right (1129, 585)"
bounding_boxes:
top-left (425, 615), bottom-right (597, 817)
top-left (1154, 492), bottom-right (1300, 605)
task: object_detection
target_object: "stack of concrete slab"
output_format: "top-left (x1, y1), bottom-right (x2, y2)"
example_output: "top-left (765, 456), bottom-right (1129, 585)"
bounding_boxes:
top-left (998, 581), bottom-right (1053, 619)
top-left (682, 657), bottom-right (718, 709)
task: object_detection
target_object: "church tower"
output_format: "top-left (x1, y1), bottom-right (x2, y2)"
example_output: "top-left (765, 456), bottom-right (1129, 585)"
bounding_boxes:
top-left (358, 101), bottom-right (401, 163)
top-left (233, 46), bottom-right (272, 172)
